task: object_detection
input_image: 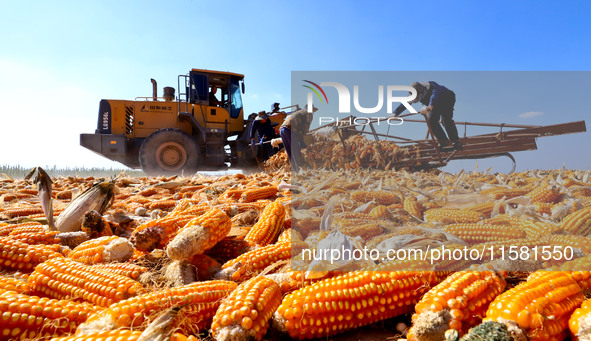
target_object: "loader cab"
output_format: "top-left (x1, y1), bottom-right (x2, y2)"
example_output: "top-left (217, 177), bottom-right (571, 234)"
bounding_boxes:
top-left (188, 69), bottom-right (244, 120)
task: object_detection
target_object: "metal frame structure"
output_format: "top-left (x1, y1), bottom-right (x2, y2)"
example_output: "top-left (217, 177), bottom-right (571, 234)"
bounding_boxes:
top-left (308, 113), bottom-right (586, 172)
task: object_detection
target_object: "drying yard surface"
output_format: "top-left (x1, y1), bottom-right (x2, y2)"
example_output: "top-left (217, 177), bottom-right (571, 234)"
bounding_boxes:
top-left (1, 163), bottom-right (591, 341)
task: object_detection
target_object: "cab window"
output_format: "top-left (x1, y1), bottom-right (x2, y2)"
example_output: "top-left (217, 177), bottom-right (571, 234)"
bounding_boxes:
top-left (189, 73), bottom-right (208, 103)
top-left (229, 81), bottom-right (242, 118)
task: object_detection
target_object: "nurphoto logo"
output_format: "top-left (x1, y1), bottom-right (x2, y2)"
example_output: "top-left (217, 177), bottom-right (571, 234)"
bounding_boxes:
top-left (303, 80), bottom-right (417, 114)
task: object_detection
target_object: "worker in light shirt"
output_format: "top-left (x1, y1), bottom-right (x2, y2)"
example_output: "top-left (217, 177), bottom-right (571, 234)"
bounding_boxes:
top-left (279, 105), bottom-right (316, 172)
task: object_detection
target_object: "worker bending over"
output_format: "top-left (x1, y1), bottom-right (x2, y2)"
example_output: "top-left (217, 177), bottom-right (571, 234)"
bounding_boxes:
top-left (279, 105), bottom-right (316, 172)
top-left (393, 81), bottom-right (462, 150)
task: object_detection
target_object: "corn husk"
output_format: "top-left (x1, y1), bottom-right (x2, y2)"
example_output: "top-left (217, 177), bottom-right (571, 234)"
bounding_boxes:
top-left (55, 181), bottom-right (116, 232)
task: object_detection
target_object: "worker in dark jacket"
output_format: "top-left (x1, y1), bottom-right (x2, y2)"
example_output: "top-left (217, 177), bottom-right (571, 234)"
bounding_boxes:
top-left (393, 81), bottom-right (462, 150)
top-left (250, 111), bottom-right (278, 161)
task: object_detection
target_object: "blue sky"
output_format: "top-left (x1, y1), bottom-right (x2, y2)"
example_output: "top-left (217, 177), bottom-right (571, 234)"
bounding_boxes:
top-left (0, 0), bottom-right (589, 172)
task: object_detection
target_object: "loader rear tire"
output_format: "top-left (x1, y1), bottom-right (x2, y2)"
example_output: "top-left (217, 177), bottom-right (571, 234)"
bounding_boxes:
top-left (139, 129), bottom-right (200, 176)
top-left (240, 145), bottom-right (258, 166)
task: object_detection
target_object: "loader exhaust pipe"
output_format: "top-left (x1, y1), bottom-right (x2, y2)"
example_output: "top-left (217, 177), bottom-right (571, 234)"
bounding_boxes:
top-left (151, 78), bottom-right (157, 100)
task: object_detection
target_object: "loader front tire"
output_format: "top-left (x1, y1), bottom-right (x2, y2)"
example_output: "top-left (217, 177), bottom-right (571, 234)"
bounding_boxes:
top-left (139, 129), bottom-right (200, 176)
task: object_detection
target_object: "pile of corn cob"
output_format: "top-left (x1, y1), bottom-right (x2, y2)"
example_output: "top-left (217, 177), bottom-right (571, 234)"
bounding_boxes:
top-left (0, 166), bottom-right (591, 340)
top-left (302, 134), bottom-right (418, 170)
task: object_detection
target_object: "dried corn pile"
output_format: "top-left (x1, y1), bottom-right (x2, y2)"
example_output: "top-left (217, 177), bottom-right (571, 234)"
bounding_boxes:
top-left (303, 134), bottom-right (418, 170)
top-left (0, 167), bottom-right (591, 340)
top-left (264, 149), bottom-right (289, 172)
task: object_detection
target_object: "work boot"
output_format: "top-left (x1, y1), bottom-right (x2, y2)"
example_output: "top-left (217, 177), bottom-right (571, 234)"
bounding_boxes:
top-left (452, 141), bottom-right (463, 151)
top-left (438, 140), bottom-right (450, 149)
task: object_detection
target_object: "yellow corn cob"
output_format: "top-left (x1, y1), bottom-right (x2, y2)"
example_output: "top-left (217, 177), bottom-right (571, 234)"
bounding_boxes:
top-left (166, 208), bottom-right (232, 260)
top-left (480, 213), bottom-right (522, 226)
top-left (212, 276), bottom-right (283, 341)
top-left (0, 291), bottom-right (97, 341)
top-left (0, 237), bottom-right (64, 272)
top-left (533, 202), bottom-right (554, 215)
top-left (218, 188), bottom-right (245, 202)
top-left (368, 205), bottom-right (392, 219)
top-left (206, 236), bottom-right (252, 263)
top-left (179, 185), bottom-right (207, 193)
top-left (560, 207), bottom-right (591, 236)
top-left (131, 214), bottom-right (197, 252)
top-left (350, 190), bottom-right (401, 206)
top-left (18, 188), bottom-right (38, 195)
top-left (0, 194), bottom-right (16, 202)
top-left (68, 235), bottom-right (134, 264)
top-left (569, 297), bottom-right (591, 340)
top-left (407, 271), bottom-right (506, 340)
top-left (555, 255), bottom-right (591, 290)
top-left (403, 195), bottom-right (423, 219)
top-left (333, 212), bottom-right (374, 221)
top-left (465, 201), bottom-right (504, 218)
top-left (219, 241), bottom-right (299, 282)
top-left (295, 216), bottom-right (321, 238)
top-left (338, 222), bottom-right (384, 241)
top-left (240, 186), bottom-right (278, 202)
top-left (55, 189), bottom-right (73, 200)
top-left (245, 201), bottom-right (285, 247)
top-left (28, 257), bottom-right (143, 307)
top-left (277, 228), bottom-right (303, 244)
top-left (521, 220), bottom-right (562, 239)
top-left (542, 234), bottom-right (591, 254)
top-left (293, 196), bottom-right (326, 209)
top-left (169, 333), bottom-right (199, 341)
top-left (78, 280), bottom-right (237, 333)
top-left (442, 223), bottom-right (526, 244)
top-left (148, 199), bottom-right (178, 211)
top-left (187, 254), bottom-right (221, 280)
top-left (484, 271), bottom-right (584, 341)
top-left (138, 187), bottom-right (159, 197)
top-left (123, 194), bottom-right (152, 206)
top-left (387, 203), bottom-right (404, 210)
top-left (0, 276), bottom-right (29, 294)
top-left (169, 200), bottom-right (211, 216)
top-left (214, 201), bottom-right (271, 216)
top-left (424, 209), bottom-right (485, 224)
top-left (91, 263), bottom-right (148, 280)
top-left (264, 271), bottom-right (320, 294)
top-left (0, 206), bottom-right (44, 219)
top-left (6, 224), bottom-right (45, 236)
top-left (0, 224), bottom-right (12, 237)
top-left (123, 201), bottom-right (146, 213)
top-left (51, 330), bottom-right (142, 341)
top-left (526, 185), bottom-right (561, 203)
top-left (480, 187), bottom-right (530, 200)
top-left (273, 260), bottom-right (440, 340)
top-left (9, 230), bottom-right (61, 245)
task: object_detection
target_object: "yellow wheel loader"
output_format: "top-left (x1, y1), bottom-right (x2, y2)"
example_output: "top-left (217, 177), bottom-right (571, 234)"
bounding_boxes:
top-left (80, 69), bottom-right (275, 175)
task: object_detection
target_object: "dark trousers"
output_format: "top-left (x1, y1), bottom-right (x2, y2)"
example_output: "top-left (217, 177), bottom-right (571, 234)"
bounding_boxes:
top-left (257, 137), bottom-right (275, 161)
top-left (428, 91), bottom-right (460, 143)
top-left (279, 127), bottom-right (303, 172)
